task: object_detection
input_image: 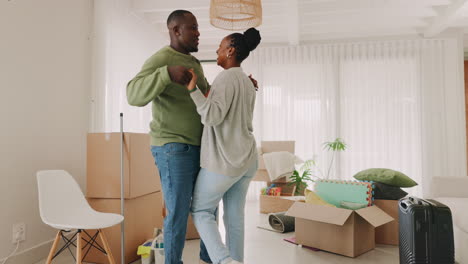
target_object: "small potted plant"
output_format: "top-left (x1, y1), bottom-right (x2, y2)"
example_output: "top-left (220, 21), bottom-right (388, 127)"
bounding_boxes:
top-left (289, 159), bottom-right (316, 196)
top-left (288, 138), bottom-right (347, 195)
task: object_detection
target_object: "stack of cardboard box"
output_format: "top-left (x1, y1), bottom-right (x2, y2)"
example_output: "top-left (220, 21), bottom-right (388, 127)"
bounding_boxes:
top-left (254, 141), bottom-right (302, 214)
top-left (85, 133), bottom-right (163, 264)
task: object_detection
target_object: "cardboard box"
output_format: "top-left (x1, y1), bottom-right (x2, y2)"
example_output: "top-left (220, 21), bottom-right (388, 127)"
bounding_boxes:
top-left (253, 141), bottom-right (295, 182)
top-left (84, 191), bottom-right (164, 264)
top-left (266, 181), bottom-right (296, 195)
top-left (287, 202), bottom-right (393, 258)
top-left (260, 195), bottom-right (304, 214)
top-left (374, 199), bottom-right (399, 245)
top-left (259, 182), bottom-right (303, 213)
top-left (87, 133), bottom-right (161, 199)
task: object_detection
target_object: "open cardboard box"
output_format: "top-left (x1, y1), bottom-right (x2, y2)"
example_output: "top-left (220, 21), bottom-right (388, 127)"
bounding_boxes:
top-left (260, 195), bottom-right (305, 214)
top-left (254, 141), bottom-right (299, 213)
top-left (252, 141), bottom-right (295, 182)
top-left (286, 201), bottom-right (393, 258)
top-left (260, 181), bottom-right (303, 214)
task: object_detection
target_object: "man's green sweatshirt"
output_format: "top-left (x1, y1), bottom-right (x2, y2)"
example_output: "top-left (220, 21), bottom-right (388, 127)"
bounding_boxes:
top-left (126, 46), bottom-right (209, 146)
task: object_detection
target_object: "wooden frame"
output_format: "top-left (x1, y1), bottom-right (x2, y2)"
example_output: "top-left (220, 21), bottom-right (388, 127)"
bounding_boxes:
top-left (46, 229), bottom-right (115, 264)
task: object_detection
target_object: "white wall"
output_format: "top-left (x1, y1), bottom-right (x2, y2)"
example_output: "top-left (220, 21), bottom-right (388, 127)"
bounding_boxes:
top-left (91, 0), bottom-right (166, 133)
top-left (0, 0), bottom-right (92, 261)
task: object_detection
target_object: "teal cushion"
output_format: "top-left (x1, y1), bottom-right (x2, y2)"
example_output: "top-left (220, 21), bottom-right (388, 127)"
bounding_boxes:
top-left (353, 168), bottom-right (417, 188)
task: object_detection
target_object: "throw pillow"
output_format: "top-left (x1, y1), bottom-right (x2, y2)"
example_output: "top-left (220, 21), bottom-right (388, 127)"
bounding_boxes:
top-left (353, 168), bottom-right (417, 187)
top-left (373, 182), bottom-right (408, 200)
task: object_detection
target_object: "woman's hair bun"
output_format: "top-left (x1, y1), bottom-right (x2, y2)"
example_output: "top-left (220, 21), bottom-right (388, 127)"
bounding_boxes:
top-left (243, 28), bottom-right (261, 52)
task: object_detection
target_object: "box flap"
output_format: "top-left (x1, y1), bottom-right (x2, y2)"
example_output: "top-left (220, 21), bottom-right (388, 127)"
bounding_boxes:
top-left (286, 202), bottom-right (353, 226)
top-left (355, 206), bottom-right (394, 227)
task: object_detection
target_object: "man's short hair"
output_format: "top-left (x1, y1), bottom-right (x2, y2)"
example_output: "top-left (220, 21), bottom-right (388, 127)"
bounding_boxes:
top-left (167, 10), bottom-right (192, 26)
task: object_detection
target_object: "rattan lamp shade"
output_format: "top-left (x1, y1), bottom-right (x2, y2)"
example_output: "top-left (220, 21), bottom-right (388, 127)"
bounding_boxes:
top-left (210, 0), bottom-right (262, 31)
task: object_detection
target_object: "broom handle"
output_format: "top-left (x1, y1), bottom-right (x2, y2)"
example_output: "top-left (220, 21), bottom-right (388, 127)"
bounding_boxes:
top-left (120, 113), bottom-right (125, 264)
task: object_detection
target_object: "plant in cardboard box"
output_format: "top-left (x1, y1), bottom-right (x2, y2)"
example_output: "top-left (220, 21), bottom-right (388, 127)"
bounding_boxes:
top-left (289, 159), bottom-right (316, 196)
top-left (288, 138), bottom-right (347, 195)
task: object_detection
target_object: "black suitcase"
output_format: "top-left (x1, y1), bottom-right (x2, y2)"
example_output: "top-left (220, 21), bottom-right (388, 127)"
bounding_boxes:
top-left (399, 196), bottom-right (454, 264)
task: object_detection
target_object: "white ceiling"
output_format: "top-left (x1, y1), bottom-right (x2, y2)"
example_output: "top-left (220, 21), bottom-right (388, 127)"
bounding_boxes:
top-left (130, 0), bottom-right (468, 59)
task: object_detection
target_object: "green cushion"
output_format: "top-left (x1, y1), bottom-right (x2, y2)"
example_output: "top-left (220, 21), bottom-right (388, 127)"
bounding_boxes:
top-left (353, 168), bottom-right (417, 188)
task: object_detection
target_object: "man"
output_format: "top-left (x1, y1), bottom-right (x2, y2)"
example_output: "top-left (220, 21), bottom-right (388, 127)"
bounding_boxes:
top-left (126, 10), bottom-right (212, 264)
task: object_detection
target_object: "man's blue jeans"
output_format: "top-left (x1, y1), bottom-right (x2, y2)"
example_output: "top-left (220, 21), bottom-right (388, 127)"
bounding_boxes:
top-left (151, 143), bottom-right (211, 264)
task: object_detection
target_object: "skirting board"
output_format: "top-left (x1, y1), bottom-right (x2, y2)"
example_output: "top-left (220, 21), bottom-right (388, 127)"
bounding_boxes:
top-left (0, 234), bottom-right (71, 264)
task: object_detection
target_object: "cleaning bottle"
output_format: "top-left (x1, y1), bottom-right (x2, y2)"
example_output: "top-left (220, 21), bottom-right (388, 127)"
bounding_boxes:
top-left (154, 232), bottom-right (165, 264)
top-left (156, 233), bottom-right (164, 249)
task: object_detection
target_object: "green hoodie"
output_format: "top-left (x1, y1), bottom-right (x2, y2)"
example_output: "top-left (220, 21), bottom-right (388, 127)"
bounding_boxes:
top-left (127, 46), bottom-right (210, 146)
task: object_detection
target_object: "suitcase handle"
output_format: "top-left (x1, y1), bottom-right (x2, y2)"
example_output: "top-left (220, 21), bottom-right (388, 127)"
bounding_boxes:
top-left (400, 197), bottom-right (425, 212)
top-left (399, 198), bottom-right (416, 212)
top-left (400, 200), bottom-right (409, 211)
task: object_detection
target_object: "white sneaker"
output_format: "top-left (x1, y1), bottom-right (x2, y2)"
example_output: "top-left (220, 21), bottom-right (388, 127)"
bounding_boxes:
top-left (228, 261), bottom-right (243, 264)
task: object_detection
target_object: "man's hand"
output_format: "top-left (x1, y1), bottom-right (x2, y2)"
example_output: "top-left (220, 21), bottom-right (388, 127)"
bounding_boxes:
top-left (248, 74), bottom-right (258, 91)
top-left (168, 65), bottom-right (192, 85)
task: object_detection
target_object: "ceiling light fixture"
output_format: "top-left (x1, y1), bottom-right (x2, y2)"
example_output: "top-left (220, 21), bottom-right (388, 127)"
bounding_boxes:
top-left (210, 0), bottom-right (262, 31)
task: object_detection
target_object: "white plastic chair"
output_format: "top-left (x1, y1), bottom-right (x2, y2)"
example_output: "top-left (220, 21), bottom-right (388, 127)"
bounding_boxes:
top-left (37, 170), bottom-right (124, 264)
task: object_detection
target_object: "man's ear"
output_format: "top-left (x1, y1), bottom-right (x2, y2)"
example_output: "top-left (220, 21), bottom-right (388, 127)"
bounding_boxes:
top-left (172, 25), bottom-right (180, 36)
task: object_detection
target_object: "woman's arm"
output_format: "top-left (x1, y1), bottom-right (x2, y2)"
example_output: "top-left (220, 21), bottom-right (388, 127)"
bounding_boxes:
top-left (187, 69), bottom-right (234, 126)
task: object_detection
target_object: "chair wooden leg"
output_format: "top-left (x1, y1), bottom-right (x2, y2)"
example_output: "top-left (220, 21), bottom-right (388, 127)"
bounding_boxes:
top-left (76, 230), bottom-right (82, 264)
top-left (46, 231), bottom-right (62, 264)
top-left (98, 229), bottom-right (116, 264)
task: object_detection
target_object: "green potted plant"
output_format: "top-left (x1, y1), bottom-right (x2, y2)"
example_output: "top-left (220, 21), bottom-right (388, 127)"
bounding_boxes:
top-left (323, 138), bottom-right (347, 179)
top-left (288, 138), bottom-right (347, 195)
top-left (288, 159), bottom-right (316, 196)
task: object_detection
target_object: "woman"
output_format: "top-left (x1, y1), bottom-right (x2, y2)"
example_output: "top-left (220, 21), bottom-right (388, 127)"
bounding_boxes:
top-left (186, 28), bottom-right (261, 264)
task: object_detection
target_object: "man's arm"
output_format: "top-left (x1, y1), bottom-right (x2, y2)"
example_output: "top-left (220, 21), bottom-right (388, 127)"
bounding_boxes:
top-left (126, 56), bottom-right (191, 107)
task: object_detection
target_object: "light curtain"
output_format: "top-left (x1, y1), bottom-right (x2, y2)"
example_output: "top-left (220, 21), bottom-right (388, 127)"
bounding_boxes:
top-left (244, 39), bottom-right (466, 197)
top-left (96, 38), bottom-right (466, 199)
